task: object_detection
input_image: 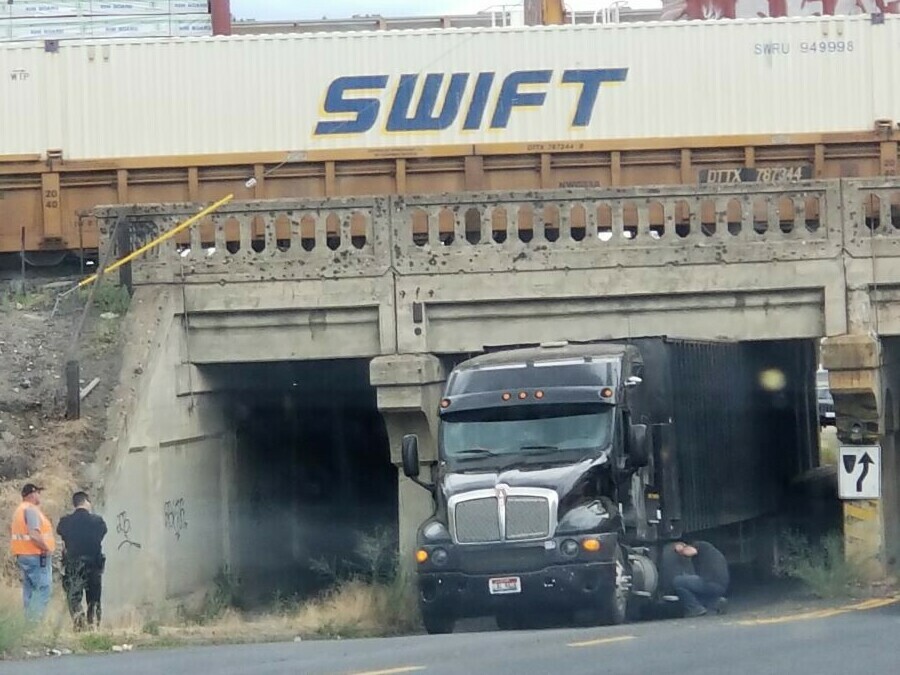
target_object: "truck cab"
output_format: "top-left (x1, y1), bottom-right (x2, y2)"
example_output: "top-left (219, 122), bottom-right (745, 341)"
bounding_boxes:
top-left (401, 342), bottom-right (653, 634)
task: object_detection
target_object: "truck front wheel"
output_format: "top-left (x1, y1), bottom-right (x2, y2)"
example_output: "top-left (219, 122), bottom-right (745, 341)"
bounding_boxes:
top-left (599, 546), bottom-right (630, 625)
top-left (421, 608), bottom-right (455, 635)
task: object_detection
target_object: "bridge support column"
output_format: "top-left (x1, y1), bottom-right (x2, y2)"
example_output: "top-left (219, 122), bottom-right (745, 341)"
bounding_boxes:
top-left (821, 335), bottom-right (900, 581)
top-left (370, 354), bottom-right (447, 574)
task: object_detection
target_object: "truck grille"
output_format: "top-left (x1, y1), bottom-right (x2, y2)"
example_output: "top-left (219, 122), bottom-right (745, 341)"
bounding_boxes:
top-left (505, 496), bottom-right (551, 541)
top-left (451, 488), bottom-right (555, 544)
top-left (454, 497), bottom-right (501, 544)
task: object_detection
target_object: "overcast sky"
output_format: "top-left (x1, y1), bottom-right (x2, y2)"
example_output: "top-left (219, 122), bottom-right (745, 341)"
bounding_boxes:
top-left (230, 1), bottom-right (660, 21)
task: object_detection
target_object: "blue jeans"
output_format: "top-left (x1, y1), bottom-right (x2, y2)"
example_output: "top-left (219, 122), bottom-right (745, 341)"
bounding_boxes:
top-left (17, 555), bottom-right (52, 622)
top-left (673, 574), bottom-right (726, 615)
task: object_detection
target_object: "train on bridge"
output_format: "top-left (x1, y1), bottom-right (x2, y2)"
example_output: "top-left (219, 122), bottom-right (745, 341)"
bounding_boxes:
top-left (0, 8), bottom-right (898, 264)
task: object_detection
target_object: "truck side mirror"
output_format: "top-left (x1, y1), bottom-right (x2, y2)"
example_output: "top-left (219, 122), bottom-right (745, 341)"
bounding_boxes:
top-left (628, 423), bottom-right (650, 468)
top-left (401, 435), bottom-right (421, 479)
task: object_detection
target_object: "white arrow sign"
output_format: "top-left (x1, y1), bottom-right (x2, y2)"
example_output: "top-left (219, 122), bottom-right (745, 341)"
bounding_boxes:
top-left (838, 445), bottom-right (881, 500)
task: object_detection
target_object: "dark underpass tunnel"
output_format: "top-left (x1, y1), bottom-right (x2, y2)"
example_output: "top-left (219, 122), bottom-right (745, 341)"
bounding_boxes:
top-left (208, 359), bottom-right (396, 609)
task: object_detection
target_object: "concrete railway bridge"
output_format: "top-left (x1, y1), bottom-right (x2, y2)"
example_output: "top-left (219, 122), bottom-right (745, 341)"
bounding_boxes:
top-left (88, 177), bottom-right (900, 614)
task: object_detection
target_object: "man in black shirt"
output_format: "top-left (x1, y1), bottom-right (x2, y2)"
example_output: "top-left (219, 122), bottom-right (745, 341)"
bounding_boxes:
top-left (670, 540), bottom-right (730, 618)
top-left (659, 541), bottom-right (696, 596)
top-left (56, 492), bottom-right (108, 630)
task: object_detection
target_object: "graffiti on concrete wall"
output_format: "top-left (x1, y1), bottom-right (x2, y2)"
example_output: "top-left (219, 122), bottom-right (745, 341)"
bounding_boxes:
top-left (116, 511), bottom-right (142, 551)
top-left (164, 498), bottom-right (188, 540)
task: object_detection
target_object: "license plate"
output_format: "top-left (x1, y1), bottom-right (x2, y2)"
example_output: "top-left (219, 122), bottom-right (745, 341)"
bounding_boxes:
top-left (489, 576), bottom-right (521, 595)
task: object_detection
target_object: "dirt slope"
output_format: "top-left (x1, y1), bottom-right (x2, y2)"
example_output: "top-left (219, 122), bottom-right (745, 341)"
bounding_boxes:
top-left (0, 267), bottom-right (126, 578)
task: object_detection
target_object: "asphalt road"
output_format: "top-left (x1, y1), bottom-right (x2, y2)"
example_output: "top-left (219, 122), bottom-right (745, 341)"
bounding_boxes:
top-left (4, 598), bottom-right (898, 675)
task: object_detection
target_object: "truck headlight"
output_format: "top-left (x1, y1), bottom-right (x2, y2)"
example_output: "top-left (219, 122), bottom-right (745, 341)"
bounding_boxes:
top-left (422, 521), bottom-right (451, 542)
top-left (431, 548), bottom-right (449, 566)
top-left (556, 500), bottom-right (610, 535)
top-left (561, 539), bottom-right (579, 557)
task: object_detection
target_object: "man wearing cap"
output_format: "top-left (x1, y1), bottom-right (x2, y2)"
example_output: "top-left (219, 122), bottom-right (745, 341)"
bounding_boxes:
top-left (10, 484), bottom-right (56, 622)
top-left (670, 540), bottom-right (730, 618)
top-left (57, 491), bottom-right (108, 630)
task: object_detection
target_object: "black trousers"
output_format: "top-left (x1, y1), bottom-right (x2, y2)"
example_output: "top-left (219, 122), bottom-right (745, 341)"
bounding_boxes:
top-left (62, 557), bottom-right (103, 629)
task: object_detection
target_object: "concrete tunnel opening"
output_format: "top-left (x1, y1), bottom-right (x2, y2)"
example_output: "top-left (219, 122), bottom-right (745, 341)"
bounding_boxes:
top-left (205, 358), bottom-right (397, 609)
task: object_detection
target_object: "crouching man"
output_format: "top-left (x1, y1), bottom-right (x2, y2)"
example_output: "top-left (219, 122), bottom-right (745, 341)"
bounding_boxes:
top-left (671, 540), bottom-right (729, 618)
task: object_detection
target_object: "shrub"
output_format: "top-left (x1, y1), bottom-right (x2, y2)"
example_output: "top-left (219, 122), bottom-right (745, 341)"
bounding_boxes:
top-left (0, 606), bottom-right (27, 656)
top-left (776, 530), bottom-right (864, 599)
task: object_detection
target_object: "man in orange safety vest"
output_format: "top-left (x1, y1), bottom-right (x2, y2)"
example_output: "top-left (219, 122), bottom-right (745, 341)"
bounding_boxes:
top-left (10, 483), bottom-right (56, 622)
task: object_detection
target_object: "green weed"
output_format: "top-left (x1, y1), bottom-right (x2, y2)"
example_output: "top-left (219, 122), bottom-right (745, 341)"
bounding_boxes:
top-left (0, 606), bottom-right (27, 656)
top-left (142, 620), bottom-right (161, 636)
top-left (79, 281), bottom-right (131, 317)
top-left (181, 568), bottom-right (237, 626)
top-left (0, 290), bottom-right (51, 313)
top-left (299, 526), bottom-right (419, 638)
top-left (776, 530), bottom-right (865, 599)
top-left (79, 632), bottom-right (116, 652)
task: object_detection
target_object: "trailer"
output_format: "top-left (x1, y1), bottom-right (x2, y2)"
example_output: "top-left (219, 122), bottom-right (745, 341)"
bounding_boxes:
top-left (400, 338), bottom-right (817, 633)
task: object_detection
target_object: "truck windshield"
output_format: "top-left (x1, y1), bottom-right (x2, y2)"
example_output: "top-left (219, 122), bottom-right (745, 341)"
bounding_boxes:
top-left (440, 403), bottom-right (613, 461)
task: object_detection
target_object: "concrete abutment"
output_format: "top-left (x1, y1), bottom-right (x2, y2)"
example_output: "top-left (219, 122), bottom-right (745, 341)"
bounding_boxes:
top-left (822, 334), bottom-right (900, 580)
top-left (370, 354), bottom-right (448, 570)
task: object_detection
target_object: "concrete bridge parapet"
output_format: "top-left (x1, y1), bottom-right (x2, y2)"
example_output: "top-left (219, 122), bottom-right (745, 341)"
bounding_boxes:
top-left (390, 181), bottom-right (844, 276)
top-left (94, 195), bottom-right (392, 286)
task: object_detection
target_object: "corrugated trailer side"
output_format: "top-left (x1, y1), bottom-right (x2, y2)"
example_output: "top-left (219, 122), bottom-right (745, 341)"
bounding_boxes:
top-left (667, 340), bottom-right (770, 534)
top-left (0, 16), bottom-right (897, 160)
top-left (630, 337), bottom-right (815, 536)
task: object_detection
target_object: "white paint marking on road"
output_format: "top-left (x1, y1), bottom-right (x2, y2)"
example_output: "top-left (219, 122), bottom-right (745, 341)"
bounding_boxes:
top-left (348, 667), bottom-right (426, 675)
top-left (568, 635), bottom-right (637, 648)
top-left (732, 596), bottom-right (899, 627)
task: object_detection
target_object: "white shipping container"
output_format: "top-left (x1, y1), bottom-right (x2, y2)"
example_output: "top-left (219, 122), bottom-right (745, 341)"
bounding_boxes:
top-left (169, 0), bottom-right (210, 12)
top-left (88, 14), bottom-right (211, 37)
top-left (0, 16), bottom-right (896, 161)
top-left (0, 12), bottom-right (211, 42)
top-left (6, 16), bottom-right (87, 40)
top-left (89, 1), bottom-right (210, 15)
top-left (8, 1), bottom-right (83, 18)
top-left (6, 1), bottom-right (209, 17)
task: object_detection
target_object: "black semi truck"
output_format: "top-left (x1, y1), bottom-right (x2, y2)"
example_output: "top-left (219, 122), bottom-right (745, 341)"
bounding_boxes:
top-left (401, 338), bottom-right (817, 634)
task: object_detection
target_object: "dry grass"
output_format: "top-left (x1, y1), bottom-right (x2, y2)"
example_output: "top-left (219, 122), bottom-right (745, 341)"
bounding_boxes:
top-left (290, 577), bottom-right (420, 639)
top-left (143, 577), bottom-right (421, 646)
top-left (0, 573), bottom-right (422, 659)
